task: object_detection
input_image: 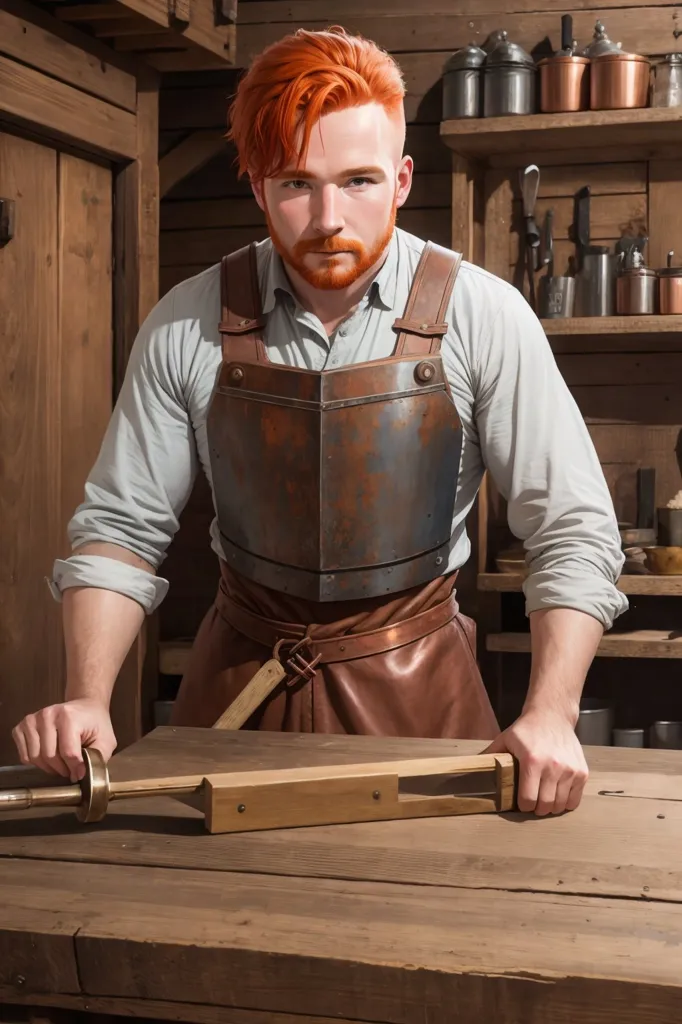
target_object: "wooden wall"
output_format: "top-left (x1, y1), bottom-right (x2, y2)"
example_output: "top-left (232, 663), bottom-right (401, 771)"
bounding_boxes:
top-left (157, 0), bottom-right (682, 653)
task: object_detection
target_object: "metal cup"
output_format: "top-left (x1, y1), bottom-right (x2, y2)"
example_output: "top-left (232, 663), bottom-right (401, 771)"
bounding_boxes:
top-left (612, 727), bottom-right (645, 748)
top-left (539, 275), bottom-right (575, 318)
top-left (576, 698), bottom-right (614, 746)
top-left (649, 721), bottom-right (682, 749)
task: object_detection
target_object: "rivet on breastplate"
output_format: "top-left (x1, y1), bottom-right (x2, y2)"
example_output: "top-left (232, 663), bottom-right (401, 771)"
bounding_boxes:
top-left (415, 360), bottom-right (436, 384)
top-left (229, 366), bottom-right (245, 386)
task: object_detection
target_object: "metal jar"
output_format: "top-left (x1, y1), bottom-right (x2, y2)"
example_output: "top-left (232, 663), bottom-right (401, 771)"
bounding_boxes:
top-left (590, 52), bottom-right (651, 110)
top-left (616, 247), bottom-right (657, 314)
top-left (442, 44), bottom-right (486, 119)
top-left (659, 263), bottom-right (682, 314)
top-left (539, 55), bottom-right (590, 112)
top-left (651, 53), bottom-right (682, 108)
top-left (483, 32), bottom-right (537, 116)
top-left (575, 248), bottom-right (618, 317)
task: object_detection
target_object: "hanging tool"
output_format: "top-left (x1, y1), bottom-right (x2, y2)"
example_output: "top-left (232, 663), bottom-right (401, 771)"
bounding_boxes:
top-left (0, 749), bottom-right (518, 832)
top-left (520, 164), bottom-right (541, 310)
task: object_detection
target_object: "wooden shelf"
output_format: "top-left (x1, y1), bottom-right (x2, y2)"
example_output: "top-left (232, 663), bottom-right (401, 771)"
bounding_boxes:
top-left (487, 630), bottom-right (682, 658)
top-left (478, 574), bottom-right (682, 597)
top-left (541, 315), bottom-right (682, 336)
top-left (440, 108), bottom-right (682, 159)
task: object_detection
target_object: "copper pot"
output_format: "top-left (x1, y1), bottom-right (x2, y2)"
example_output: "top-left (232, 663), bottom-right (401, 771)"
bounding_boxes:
top-left (590, 52), bottom-right (650, 109)
top-left (539, 56), bottom-right (590, 112)
top-left (659, 255), bottom-right (682, 314)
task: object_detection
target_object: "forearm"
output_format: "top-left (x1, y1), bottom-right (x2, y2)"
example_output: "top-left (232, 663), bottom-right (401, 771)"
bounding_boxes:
top-left (523, 607), bottom-right (604, 724)
top-left (62, 543), bottom-right (152, 705)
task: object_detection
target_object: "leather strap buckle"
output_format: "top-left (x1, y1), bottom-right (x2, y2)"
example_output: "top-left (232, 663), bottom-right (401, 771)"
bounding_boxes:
top-left (219, 317), bottom-right (266, 335)
top-left (273, 635), bottom-right (321, 686)
top-left (392, 318), bottom-right (448, 338)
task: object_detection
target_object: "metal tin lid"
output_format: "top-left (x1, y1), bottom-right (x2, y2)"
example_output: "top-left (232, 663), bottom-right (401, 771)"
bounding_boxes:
top-left (484, 31), bottom-right (536, 68)
top-left (661, 53), bottom-right (682, 66)
top-left (538, 54), bottom-right (589, 68)
top-left (619, 267), bottom-right (657, 278)
top-left (658, 266), bottom-right (682, 277)
top-left (443, 43), bottom-right (486, 72)
top-left (582, 20), bottom-right (623, 57)
top-left (591, 51), bottom-right (650, 64)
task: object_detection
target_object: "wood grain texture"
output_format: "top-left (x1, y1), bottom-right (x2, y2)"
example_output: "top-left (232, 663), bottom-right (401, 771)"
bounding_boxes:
top-left (543, 315), bottom-right (682, 335)
top-left (487, 630), bottom-right (682, 657)
top-left (0, 55), bottom-right (137, 159)
top-left (0, 133), bottom-right (62, 766)
top-left (0, 4), bottom-right (136, 112)
top-left (160, 130), bottom-right (227, 196)
top-left (58, 153), bottom-right (113, 562)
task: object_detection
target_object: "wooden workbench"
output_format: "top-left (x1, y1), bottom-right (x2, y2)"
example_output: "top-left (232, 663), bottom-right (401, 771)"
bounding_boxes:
top-left (1, 727), bottom-right (682, 1023)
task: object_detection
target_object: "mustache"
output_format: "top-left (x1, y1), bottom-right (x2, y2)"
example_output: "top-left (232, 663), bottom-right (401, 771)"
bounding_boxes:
top-left (293, 236), bottom-right (364, 257)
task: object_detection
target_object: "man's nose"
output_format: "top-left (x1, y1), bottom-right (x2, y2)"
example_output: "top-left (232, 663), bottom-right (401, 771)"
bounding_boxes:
top-left (311, 185), bottom-right (344, 234)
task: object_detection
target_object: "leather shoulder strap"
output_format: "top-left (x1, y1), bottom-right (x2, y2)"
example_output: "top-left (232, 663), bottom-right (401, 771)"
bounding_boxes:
top-left (393, 242), bottom-right (463, 356)
top-left (218, 242), bottom-right (267, 362)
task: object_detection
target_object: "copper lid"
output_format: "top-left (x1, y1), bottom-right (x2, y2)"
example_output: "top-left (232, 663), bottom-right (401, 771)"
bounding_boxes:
top-left (658, 266), bottom-right (682, 278)
top-left (538, 55), bottom-right (589, 67)
top-left (591, 51), bottom-right (650, 64)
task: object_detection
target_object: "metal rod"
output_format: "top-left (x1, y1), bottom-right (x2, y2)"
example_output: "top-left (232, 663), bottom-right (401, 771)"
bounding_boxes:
top-left (0, 785), bottom-right (81, 811)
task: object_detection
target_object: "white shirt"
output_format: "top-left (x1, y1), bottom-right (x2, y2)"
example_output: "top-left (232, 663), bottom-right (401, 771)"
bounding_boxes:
top-left (50, 228), bottom-right (628, 628)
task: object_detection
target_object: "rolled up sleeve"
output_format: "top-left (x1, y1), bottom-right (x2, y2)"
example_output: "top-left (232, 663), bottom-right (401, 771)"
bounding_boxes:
top-left (475, 286), bottom-right (628, 630)
top-left (49, 288), bottom-right (199, 613)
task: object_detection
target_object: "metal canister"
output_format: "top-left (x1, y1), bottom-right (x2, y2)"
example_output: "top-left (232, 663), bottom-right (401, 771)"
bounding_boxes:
top-left (539, 55), bottom-right (590, 112)
top-left (658, 250), bottom-right (682, 314)
top-left (442, 44), bottom-right (486, 119)
top-left (576, 698), bottom-right (613, 746)
top-left (590, 52), bottom-right (651, 110)
top-left (616, 247), bottom-right (657, 315)
top-left (483, 32), bottom-right (537, 116)
top-left (612, 727), bottom-right (645, 748)
top-left (650, 721), bottom-right (682, 749)
top-left (575, 247), bottom-right (618, 316)
top-left (651, 53), bottom-right (682, 108)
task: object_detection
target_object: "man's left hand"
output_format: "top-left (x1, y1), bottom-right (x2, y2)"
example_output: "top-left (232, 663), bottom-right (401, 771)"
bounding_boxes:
top-left (483, 706), bottom-right (588, 816)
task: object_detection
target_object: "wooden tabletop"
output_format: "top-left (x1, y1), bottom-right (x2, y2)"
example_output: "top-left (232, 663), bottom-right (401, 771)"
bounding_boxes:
top-left (2, 727), bottom-right (682, 1024)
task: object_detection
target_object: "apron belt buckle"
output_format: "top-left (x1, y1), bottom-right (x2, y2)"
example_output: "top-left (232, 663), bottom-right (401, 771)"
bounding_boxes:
top-left (273, 636), bottom-right (322, 686)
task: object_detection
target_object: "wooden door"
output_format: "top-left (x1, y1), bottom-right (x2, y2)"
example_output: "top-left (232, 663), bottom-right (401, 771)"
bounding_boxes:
top-left (0, 131), bottom-right (113, 764)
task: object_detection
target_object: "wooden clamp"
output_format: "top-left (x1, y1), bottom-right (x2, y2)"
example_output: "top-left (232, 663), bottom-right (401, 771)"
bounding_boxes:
top-left (200, 753), bottom-right (517, 834)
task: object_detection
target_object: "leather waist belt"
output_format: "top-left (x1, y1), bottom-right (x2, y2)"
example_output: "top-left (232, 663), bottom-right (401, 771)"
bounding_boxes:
top-left (215, 583), bottom-right (459, 664)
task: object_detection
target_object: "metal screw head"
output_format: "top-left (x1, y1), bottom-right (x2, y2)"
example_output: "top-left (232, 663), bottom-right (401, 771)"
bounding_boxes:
top-left (372, 790), bottom-right (381, 800)
top-left (229, 366), bottom-right (245, 385)
top-left (435, 555), bottom-right (443, 566)
top-left (415, 360), bottom-right (436, 384)
top-left (237, 804), bottom-right (246, 813)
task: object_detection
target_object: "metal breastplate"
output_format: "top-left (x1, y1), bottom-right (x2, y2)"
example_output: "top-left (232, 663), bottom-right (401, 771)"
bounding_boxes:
top-left (206, 241), bottom-right (464, 602)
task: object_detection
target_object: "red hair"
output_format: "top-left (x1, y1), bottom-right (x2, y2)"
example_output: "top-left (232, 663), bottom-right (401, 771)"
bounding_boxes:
top-left (227, 27), bottom-right (405, 183)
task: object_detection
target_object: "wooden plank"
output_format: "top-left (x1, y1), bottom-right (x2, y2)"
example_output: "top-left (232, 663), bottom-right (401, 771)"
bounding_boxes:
top-left (159, 130), bottom-right (227, 196)
top-left (441, 108), bottom-right (682, 160)
top-left (572, 384), bottom-right (682, 424)
top-left (514, 193), bottom-right (647, 243)
top-left (0, 55), bottom-right (137, 160)
top-left (22, 861), bottom-right (682, 1020)
top-left (146, 45), bottom-right (236, 73)
top-left (0, 4), bottom-right (136, 112)
top-left (556, 353), bottom-right (682, 387)
top-left (478, 573), bottom-right (682, 596)
top-left (487, 630), bottom-right (682, 657)
top-left (649, 159), bottom-right (682, 272)
top-left (483, 169), bottom-right (513, 282)
top-left (0, 991), bottom-right (375, 1024)
top-left (236, 8), bottom-right (682, 64)
top-left (57, 4), bottom-right (130, 20)
top-left (239, 0), bottom-right (682, 22)
top-left (543, 315), bottom-right (682, 336)
top-left (58, 153), bottom-right (113, 566)
top-left (533, 162), bottom-right (647, 198)
top-left (0, 133), bottom-right (62, 767)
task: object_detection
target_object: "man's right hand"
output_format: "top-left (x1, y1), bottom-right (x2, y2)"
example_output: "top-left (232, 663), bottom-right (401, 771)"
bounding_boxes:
top-left (12, 699), bottom-right (117, 782)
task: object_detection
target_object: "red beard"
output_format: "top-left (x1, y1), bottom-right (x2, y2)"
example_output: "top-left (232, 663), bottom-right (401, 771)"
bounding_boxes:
top-left (267, 204), bottom-right (397, 291)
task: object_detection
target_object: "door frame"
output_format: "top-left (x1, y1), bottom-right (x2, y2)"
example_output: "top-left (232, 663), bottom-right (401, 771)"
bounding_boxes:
top-left (0, 2), bottom-right (160, 747)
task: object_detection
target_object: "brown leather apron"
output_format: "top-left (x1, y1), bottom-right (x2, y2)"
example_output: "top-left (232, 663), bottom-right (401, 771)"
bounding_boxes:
top-left (170, 241), bottom-right (499, 740)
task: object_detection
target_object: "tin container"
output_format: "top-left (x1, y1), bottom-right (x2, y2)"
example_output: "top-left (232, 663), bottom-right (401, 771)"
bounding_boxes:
top-left (590, 52), bottom-right (651, 110)
top-left (651, 53), bottom-right (682, 107)
top-left (539, 55), bottom-right (590, 112)
top-left (616, 246), bottom-right (656, 314)
top-left (483, 32), bottom-right (537, 116)
top-left (575, 249), bottom-right (618, 316)
top-left (658, 251), bottom-right (682, 314)
top-left (443, 44), bottom-right (486, 119)
top-left (612, 727), bottom-right (645, 748)
top-left (650, 721), bottom-right (682, 749)
top-left (576, 698), bottom-right (614, 746)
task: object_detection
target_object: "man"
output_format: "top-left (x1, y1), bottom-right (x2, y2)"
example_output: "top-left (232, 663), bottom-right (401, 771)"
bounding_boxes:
top-left (12, 27), bottom-right (627, 816)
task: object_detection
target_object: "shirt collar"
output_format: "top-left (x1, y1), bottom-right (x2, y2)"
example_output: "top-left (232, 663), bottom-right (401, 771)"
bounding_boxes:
top-left (260, 231), bottom-right (400, 316)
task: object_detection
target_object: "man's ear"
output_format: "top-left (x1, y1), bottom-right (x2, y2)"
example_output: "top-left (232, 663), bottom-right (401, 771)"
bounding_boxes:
top-left (252, 178), bottom-right (266, 212)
